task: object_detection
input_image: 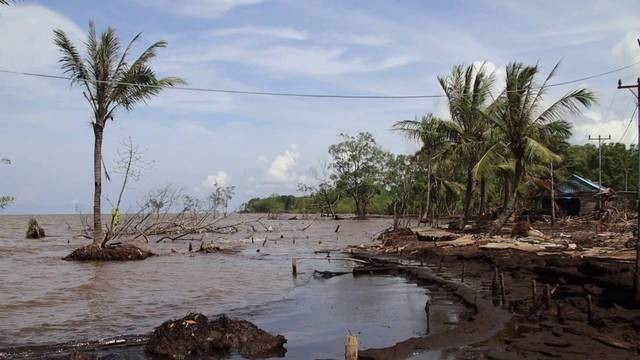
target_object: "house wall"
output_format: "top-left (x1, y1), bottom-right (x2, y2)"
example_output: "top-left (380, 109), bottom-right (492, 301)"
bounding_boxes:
top-left (574, 193), bottom-right (597, 215)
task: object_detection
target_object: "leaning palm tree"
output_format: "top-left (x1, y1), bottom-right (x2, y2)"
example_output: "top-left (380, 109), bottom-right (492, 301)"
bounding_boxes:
top-left (393, 114), bottom-right (450, 222)
top-left (54, 22), bottom-right (185, 247)
top-left (438, 63), bottom-right (495, 227)
top-left (475, 62), bottom-right (595, 232)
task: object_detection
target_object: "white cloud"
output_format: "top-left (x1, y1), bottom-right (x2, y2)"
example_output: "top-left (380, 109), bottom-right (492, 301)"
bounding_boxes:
top-left (138, 0), bottom-right (265, 18)
top-left (202, 171), bottom-right (231, 190)
top-left (266, 147), bottom-right (300, 182)
top-left (208, 26), bottom-right (308, 40)
top-left (256, 155), bottom-right (268, 166)
top-left (201, 44), bottom-right (415, 76)
top-left (612, 32), bottom-right (640, 66)
top-left (333, 33), bottom-right (391, 46)
top-left (571, 109), bottom-right (636, 146)
top-left (0, 5), bottom-right (84, 99)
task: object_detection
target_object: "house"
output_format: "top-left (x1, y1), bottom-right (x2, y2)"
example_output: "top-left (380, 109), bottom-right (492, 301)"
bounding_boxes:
top-left (534, 174), bottom-right (610, 216)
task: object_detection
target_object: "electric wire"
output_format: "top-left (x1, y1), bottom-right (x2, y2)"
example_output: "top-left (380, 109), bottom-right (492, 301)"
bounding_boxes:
top-left (0, 59), bottom-right (639, 99)
top-left (619, 106), bottom-right (639, 143)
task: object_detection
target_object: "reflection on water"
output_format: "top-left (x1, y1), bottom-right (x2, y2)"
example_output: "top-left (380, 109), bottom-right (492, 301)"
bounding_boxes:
top-left (0, 214), bottom-right (390, 347)
top-left (0, 214), bottom-right (467, 359)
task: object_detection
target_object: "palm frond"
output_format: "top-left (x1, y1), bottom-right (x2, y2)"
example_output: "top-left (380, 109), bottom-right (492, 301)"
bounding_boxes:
top-left (535, 88), bottom-right (596, 124)
top-left (473, 141), bottom-right (508, 178)
top-left (524, 137), bottom-right (561, 164)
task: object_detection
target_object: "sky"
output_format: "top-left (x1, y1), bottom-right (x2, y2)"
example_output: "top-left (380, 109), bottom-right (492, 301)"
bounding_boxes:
top-left (0, 0), bottom-right (639, 214)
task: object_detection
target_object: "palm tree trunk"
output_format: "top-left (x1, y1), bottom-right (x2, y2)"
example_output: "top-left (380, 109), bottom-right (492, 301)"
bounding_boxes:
top-left (494, 159), bottom-right (524, 234)
top-left (479, 176), bottom-right (486, 216)
top-left (93, 124), bottom-right (104, 247)
top-left (462, 165), bottom-right (473, 227)
top-left (425, 158), bottom-right (432, 223)
top-left (502, 179), bottom-right (509, 211)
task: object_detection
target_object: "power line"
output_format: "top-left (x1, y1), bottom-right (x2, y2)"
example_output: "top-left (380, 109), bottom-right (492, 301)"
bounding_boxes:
top-left (1, 59), bottom-right (640, 99)
top-left (0, 69), bottom-right (442, 99)
top-left (618, 105), bottom-right (638, 143)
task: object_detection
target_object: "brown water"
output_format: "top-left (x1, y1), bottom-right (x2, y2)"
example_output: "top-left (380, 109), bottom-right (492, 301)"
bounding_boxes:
top-left (0, 214), bottom-right (466, 359)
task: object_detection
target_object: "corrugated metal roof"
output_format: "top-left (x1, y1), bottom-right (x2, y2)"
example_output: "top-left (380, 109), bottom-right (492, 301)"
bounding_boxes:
top-left (570, 174), bottom-right (606, 191)
top-left (557, 174), bottom-right (605, 194)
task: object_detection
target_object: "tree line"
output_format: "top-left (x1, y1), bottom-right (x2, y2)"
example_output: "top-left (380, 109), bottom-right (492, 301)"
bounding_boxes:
top-left (246, 63), bottom-right (606, 232)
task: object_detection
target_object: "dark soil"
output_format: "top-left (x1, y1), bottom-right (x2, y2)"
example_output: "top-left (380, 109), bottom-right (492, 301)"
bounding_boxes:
top-left (146, 313), bottom-right (286, 359)
top-left (359, 228), bottom-right (640, 359)
top-left (63, 244), bottom-right (153, 261)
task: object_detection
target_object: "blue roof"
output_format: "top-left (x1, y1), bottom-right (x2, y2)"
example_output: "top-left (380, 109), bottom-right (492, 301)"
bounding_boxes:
top-left (570, 174), bottom-right (606, 191)
top-left (556, 174), bottom-right (606, 194)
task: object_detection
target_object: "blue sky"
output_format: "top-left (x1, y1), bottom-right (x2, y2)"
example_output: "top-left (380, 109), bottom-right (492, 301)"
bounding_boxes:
top-left (0, 0), bottom-right (639, 213)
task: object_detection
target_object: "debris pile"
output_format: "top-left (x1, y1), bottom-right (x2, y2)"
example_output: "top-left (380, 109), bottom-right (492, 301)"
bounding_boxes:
top-left (63, 244), bottom-right (153, 261)
top-left (25, 218), bottom-right (45, 239)
top-left (146, 313), bottom-right (286, 359)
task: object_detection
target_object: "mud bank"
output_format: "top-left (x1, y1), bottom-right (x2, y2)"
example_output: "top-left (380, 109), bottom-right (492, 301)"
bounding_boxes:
top-left (350, 256), bottom-right (512, 359)
top-left (357, 229), bottom-right (640, 359)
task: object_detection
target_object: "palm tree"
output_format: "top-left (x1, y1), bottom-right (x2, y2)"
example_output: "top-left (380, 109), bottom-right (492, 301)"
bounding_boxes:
top-left (54, 22), bottom-right (185, 247)
top-left (393, 114), bottom-right (449, 222)
top-left (475, 62), bottom-right (595, 232)
top-left (438, 63), bottom-right (495, 227)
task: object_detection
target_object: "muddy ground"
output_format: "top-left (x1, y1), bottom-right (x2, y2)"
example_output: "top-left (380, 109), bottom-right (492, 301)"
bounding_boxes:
top-left (352, 218), bottom-right (640, 359)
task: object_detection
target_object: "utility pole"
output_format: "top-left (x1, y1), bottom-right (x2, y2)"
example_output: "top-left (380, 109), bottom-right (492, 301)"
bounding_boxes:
top-left (618, 39), bottom-right (640, 300)
top-left (624, 167), bottom-right (631, 191)
top-left (588, 134), bottom-right (611, 210)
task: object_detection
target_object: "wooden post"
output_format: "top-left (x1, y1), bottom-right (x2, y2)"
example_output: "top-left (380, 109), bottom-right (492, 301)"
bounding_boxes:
top-left (345, 334), bottom-right (358, 360)
top-left (425, 300), bottom-right (431, 334)
top-left (556, 301), bottom-right (564, 323)
top-left (188, 242), bottom-right (192, 252)
top-left (499, 272), bottom-right (506, 306)
top-left (292, 257), bottom-right (297, 277)
top-left (531, 280), bottom-right (537, 306)
top-left (586, 294), bottom-right (593, 324)
top-left (492, 266), bottom-right (499, 298)
top-left (544, 284), bottom-right (552, 309)
top-left (461, 261), bottom-right (466, 283)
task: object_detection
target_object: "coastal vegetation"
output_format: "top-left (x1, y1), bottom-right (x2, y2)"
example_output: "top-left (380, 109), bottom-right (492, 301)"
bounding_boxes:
top-left (246, 62), bottom-right (603, 232)
top-left (53, 22), bottom-right (184, 251)
top-left (0, 158), bottom-right (13, 209)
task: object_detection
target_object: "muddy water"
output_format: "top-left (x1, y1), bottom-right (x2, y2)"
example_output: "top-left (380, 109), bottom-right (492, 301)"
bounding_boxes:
top-left (0, 214), bottom-right (465, 359)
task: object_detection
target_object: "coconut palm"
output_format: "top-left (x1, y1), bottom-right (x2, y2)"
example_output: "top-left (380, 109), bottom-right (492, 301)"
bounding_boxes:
top-left (438, 63), bottom-right (495, 226)
top-left (393, 114), bottom-right (450, 222)
top-left (54, 22), bottom-right (185, 247)
top-left (475, 62), bottom-right (595, 231)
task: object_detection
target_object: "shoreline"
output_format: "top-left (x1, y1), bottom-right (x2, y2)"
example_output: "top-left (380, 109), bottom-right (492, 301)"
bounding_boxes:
top-left (350, 227), bottom-right (640, 359)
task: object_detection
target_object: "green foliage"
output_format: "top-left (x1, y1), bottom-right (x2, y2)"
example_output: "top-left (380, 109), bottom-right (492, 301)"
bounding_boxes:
top-left (328, 132), bottom-right (387, 217)
top-left (563, 143), bottom-right (638, 191)
top-left (0, 196), bottom-right (14, 209)
top-left (1, 158), bottom-right (13, 210)
top-left (243, 194), bottom-right (298, 214)
top-left (208, 184), bottom-right (235, 215)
